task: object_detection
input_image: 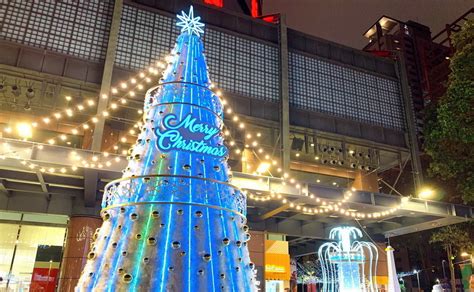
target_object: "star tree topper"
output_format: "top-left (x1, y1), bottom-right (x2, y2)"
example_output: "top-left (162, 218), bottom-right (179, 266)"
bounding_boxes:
top-left (176, 6), bottom-right (205, 37)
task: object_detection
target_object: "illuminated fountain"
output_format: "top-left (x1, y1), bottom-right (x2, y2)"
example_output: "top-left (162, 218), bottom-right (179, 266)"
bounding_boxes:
top-left (318, 226), bottom-right (378, 292)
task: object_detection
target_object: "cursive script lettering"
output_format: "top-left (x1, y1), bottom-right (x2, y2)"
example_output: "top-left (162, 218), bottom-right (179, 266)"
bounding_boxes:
top-left (154, 113), bottom-right (227, 157)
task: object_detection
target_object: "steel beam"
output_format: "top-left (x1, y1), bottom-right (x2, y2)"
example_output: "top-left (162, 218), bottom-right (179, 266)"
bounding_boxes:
top-left (0, 179), bottom-right (10, 196)
top-left (279, 14), bottom-right (290, 171)
top-left (259, 198), bottom-right (306, 220)
top-left (395, 51), bottom-right (424, 191)
top-left (91, 0), bottom-right (123, 151)
top-left (84, 169), bottom-right (99, 207)
top-left (36, 171), bottom-right (49, 193)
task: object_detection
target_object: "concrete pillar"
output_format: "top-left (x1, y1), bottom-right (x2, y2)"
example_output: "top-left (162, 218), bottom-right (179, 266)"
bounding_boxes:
top-left (91, 0), bottom-right (123, 151)
top-left (279, 15), bottom-right (291, 172)
top-left (58, 216), bottom-right (102, 292)
top-left (394, 51), bottom-right (424, 192)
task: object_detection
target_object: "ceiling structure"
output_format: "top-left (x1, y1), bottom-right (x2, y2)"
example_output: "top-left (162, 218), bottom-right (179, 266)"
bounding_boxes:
top-left (0, 138), bottom-right (471, 256)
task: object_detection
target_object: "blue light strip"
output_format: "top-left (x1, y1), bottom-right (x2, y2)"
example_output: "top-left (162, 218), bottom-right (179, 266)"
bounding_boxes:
top-left (76, 6), bottom-right (255, 291)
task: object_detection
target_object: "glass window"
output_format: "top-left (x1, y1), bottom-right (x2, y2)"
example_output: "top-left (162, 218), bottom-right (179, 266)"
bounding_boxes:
top-left (0, 218), bottom-right (66, 291)
top-left (0, 1), bottom-right (113, 62)
top-left (289, 52), bottom-right (405, 130)
top-left (115, 5), bottom-right (280, 102)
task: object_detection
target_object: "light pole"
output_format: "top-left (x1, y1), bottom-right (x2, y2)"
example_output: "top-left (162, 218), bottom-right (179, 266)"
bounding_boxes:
top-left (441, 260), bottom-right (447, 280)
top-left (414, 270), bottom-right (421, 291)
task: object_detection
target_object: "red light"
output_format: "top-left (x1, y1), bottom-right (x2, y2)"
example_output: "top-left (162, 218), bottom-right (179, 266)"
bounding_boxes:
top-left (203, 0), bottom-right (223, 8)
top-left (368, 50), bottom-right (392, 58)
top-left (251, 0), bottom-right (259, 17)
top-left (262, 15), bottom-right (279, 24)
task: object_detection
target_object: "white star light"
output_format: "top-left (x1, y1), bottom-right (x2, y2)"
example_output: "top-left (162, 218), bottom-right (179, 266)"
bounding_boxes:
top-left (176, 6), bottom-right (205, 37)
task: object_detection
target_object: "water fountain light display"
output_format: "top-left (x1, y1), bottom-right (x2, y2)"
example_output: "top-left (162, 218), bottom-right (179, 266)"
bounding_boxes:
top-left (318, 226), bottom-right (378, 292)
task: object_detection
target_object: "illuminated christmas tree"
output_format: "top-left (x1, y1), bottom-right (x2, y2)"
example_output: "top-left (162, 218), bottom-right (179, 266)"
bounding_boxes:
top-left (76, 6), bottom-right (257, 291)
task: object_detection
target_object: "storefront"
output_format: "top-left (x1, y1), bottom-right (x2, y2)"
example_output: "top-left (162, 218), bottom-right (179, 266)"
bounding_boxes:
top-left (265, 235), bottom-right (291, 292)
top-left (0, 211), bottom-right (68, 291)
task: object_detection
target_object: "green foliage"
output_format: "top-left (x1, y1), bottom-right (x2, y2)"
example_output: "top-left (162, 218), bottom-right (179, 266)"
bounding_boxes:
top-left (424, 19), bottom-right (474, 203)
top-left (429, 223), bottom-right (473, 254)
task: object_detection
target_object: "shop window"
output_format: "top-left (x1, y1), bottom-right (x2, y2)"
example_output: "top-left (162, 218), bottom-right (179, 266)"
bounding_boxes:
top-left (0, 218), bottom-right (66, 291)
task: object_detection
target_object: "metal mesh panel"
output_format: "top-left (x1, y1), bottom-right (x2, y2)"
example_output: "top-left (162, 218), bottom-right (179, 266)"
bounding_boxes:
top-left (116, 5), bottom-right (279, 102)
top-left (289, 52), bottom-right (405, 130)
top-left (204, 29), bottom-right (279, 102)
top-left (0, 1), bottom-right (113, 62)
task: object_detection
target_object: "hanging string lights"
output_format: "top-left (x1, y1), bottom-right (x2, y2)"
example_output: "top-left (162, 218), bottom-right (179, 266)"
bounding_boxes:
top-left (0, 53), bottom-right (410, 219)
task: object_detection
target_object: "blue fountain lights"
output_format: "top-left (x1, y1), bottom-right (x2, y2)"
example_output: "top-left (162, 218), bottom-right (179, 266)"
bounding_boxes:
top-left (328, 252), bottom-right (365, 263)
top-left (318, 226), bottom-right (379, 292)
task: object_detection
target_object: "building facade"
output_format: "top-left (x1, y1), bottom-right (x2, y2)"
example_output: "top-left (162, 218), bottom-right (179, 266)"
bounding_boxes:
top-left (0, 1), bottom-right (471, 291)
top-left (362, 9), bottom-right (473, 139)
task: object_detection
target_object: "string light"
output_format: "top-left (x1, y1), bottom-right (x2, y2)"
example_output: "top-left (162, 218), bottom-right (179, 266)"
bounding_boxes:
top-left (3, 54), bottom-right (406, 220)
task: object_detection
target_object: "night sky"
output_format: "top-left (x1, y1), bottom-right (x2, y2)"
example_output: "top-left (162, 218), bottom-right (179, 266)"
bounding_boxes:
top-left (263, 0), bottom-right (473, 49)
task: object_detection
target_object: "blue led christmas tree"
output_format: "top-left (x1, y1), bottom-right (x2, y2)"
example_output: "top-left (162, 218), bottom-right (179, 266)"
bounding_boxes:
top-left (76, 6), bottom-right (257, 291)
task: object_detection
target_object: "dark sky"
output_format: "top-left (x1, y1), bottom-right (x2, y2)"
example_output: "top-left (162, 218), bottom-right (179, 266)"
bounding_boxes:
top-left (263, 0), bottom-right (473, 49)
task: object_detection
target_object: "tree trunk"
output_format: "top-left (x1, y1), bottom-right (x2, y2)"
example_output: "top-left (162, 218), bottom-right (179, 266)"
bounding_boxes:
top-left (470, 254), bottom-right (474, 292)
top-left (447, 245), bottom-right (456, 292)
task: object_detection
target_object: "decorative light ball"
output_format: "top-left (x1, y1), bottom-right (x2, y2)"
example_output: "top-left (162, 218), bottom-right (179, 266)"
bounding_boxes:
top-left (202, 253), bottom-right (211, 262)
top-left (171, 241), bottom-right (181, 249)
top-left (87, 252), bottom-right (96, 260)
top-left (122, 274), bottom-right (133, 283)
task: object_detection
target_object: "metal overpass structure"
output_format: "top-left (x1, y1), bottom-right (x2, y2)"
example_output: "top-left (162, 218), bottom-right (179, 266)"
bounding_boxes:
top-left (0, 138), bottom-right (472, 256)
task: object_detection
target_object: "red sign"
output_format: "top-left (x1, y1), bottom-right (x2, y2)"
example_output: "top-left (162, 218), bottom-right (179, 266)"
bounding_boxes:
top-left (29, 245), bottom-right (62, 292)
top-left (203, 0), bottom-right (223, 8)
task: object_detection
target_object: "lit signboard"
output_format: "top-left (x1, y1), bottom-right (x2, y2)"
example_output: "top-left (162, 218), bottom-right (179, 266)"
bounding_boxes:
top-left (154, 113), bottom-right (227, 157)
top-left (265, 264), bottom-right (286, 273)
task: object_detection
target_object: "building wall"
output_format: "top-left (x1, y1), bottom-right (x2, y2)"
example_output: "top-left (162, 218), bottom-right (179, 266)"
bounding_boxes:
top-left (0, 1), bottom-right (113, 63)
top-left (0, 1), bottom-right (407, 142)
